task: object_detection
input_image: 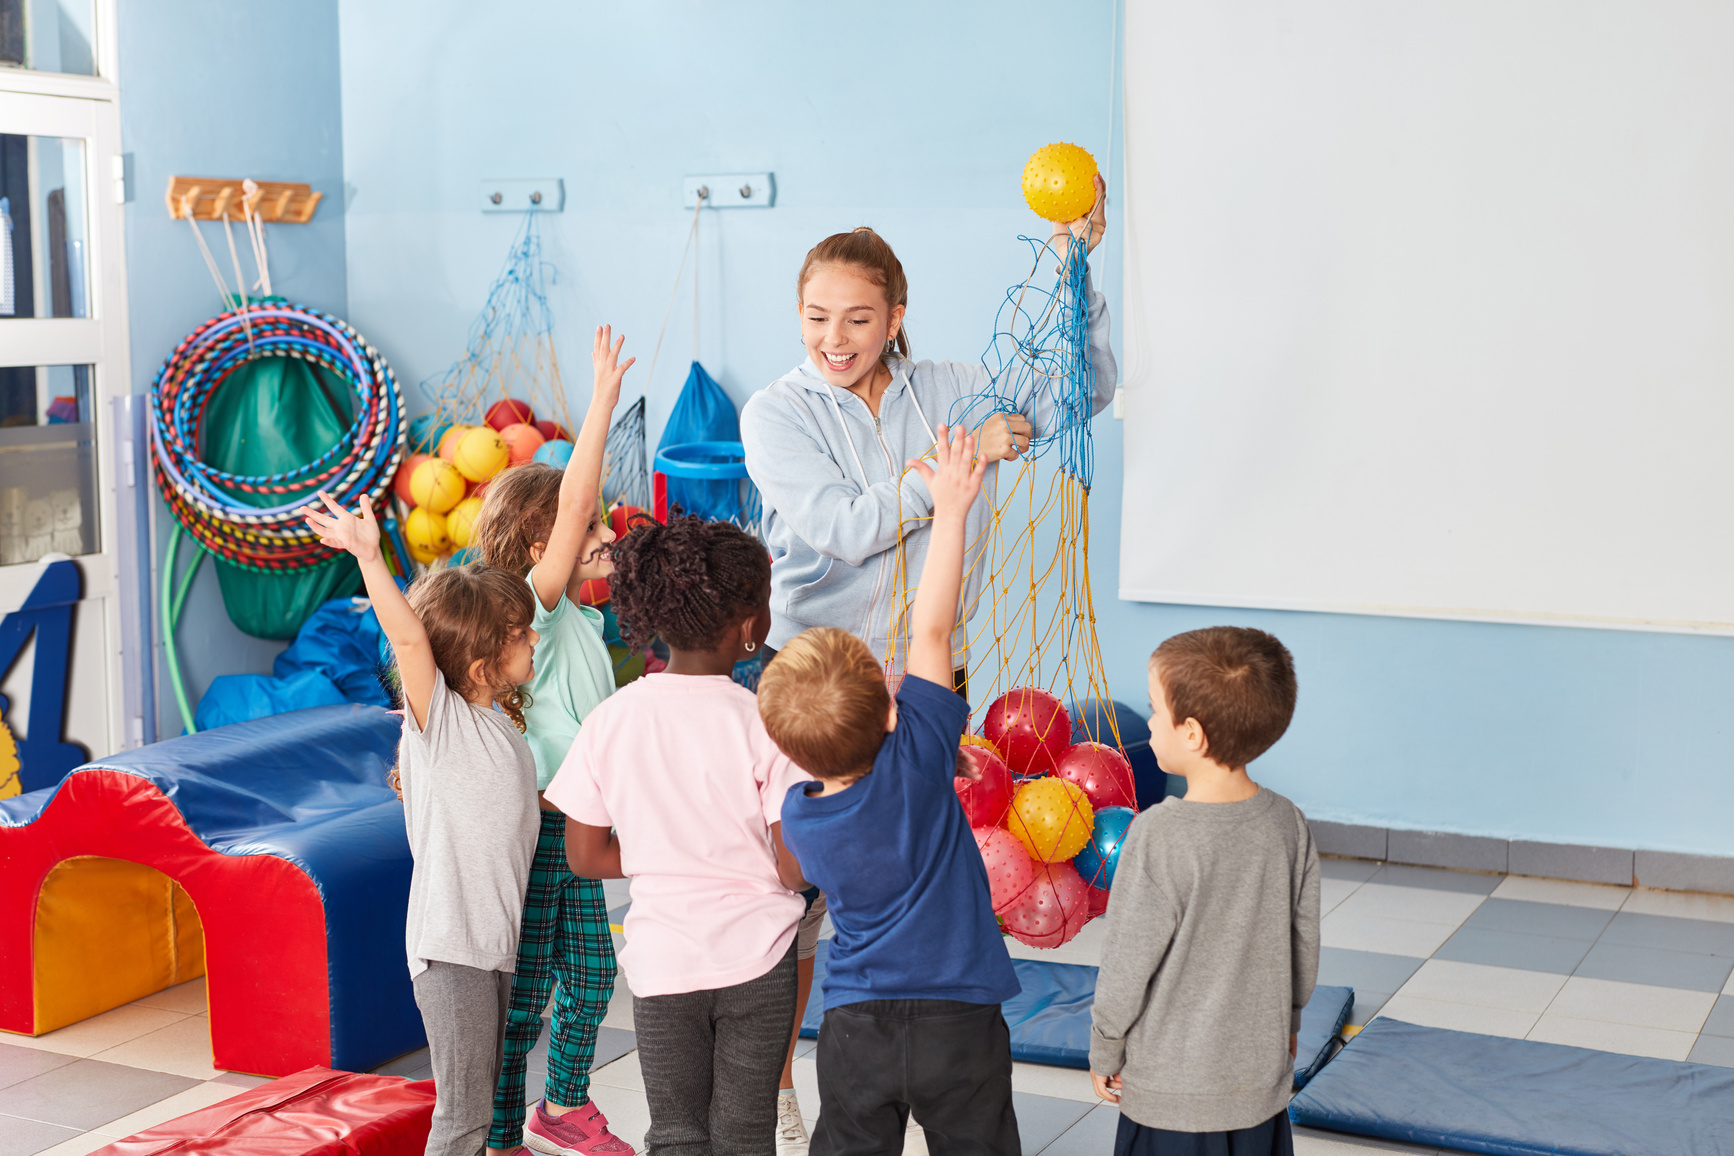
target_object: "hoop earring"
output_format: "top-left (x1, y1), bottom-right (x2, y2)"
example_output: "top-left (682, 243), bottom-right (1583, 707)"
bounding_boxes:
top-left (745, 640), bottom-right (757, 652)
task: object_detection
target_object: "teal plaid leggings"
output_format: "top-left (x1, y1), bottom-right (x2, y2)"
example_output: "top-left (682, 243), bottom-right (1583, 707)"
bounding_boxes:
top-left (489, 810), bottom-right (618, 1149)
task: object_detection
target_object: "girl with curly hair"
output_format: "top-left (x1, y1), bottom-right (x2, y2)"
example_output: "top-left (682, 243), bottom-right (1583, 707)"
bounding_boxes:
top-left (543, 514), bottom-right (812, 1156)
top-left (302, 493), bottom-right (539, 1156)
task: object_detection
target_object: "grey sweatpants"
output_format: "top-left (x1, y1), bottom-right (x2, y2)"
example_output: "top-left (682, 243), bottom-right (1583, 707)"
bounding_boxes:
top-left (633, 944), bottom-right (798, 1156)
top-left (414, 961), bottom-right (514, 1156)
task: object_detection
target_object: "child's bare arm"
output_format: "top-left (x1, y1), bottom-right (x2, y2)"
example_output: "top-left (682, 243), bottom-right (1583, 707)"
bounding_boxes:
top-left (564, 818), bottom-right (625, 879)
top-left (770, 822), bottom-right (809, 892)
top-left (904, 425), bottom-right (986, 686)
top-left (531, 325), bottom-right (633, 611)
top-left (304, 493), bottom-right (436, 728)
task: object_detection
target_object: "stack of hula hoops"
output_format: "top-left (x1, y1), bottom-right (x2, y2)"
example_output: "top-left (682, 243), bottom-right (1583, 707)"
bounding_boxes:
top-left (149, 302), bottom-right (405, 729)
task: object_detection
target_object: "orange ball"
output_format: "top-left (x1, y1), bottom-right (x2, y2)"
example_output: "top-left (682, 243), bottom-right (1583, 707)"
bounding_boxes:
top-left (499, 422), bottom-right (547, 466)
top-left (394, 453), bottom-right (430, 505)
top-left (437, 424), bottom-right (474, 462)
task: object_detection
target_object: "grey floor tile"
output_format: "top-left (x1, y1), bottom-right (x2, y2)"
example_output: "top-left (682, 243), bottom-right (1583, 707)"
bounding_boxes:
top-left (1347, 990), bottom-right (1393, 1025)
top-left (370, 1047), bottom-right (431, 1077)
top-left (1573, 942), bottom-right (1734, 993)
top-left (404, 1063), bottom-right (434, 1082)
top-left (1688, 1034), bottom-right (1734, 1068)
top-left (1368, 865), bottom-right (1502, 896)
top-left (1431, 927), bottom-right (1592, 975)
top-left (1460, 899), bottom-right (1614, 941)
top-left (1318, 947), bottom-right (1427, 994)
top-left (594, 1027), bottom-right (637, 1070)
top-left (0, 1114), bottom-right (80, 1156)
top-left (1701, 995), bottom-right (1734, 1038)
top-left (1598, 912), bottom-right (1734, 957)
top-left (1321, 859), bottom-right (1382, 884)
top-left (210, 1072), bottom-right (272, 1089)
top-left (3, 1058), bottom-right (198, 1130)
top-left (0, 1044), bottom-right (77, 1093)
top-left (1039, 1103), bottom-right (1119, 1155)
top-left (608, 905), bottom-right (631, 927)
top-left (1014, 1091), bottom-right (1095, 1155)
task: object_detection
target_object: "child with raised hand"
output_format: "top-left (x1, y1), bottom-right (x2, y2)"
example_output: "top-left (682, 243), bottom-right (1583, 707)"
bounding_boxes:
top-left (1089, 627), bottom-right (1319, 1156)
top-left (543, 513), bottom-right (811, 1156)
top-left (468, 326), bottom-right (635, 1156)
top-left (301, 493), bottom-right (540, 1156)
top-left (759, 425), bottom-right (1022, 1156)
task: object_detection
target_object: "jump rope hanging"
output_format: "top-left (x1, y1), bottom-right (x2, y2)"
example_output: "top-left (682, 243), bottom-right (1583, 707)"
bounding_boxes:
top-left (151, 181), bottom-right (406, 732)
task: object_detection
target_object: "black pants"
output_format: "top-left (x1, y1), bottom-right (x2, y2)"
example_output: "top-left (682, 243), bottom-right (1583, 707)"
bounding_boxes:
top-left (633, 944), bottom-right (798, 1156)
top-left (1112, 1110), bottom-right (1293, 1156)
top-left (811, 999), bottom-right (1018, 1156)
top-left (760, 647), bottom-right (968, 700)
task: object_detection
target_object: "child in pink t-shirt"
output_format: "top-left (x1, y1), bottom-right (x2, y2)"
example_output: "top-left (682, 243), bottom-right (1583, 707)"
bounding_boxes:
top-left (544, 514), bottom-right (809, 1155)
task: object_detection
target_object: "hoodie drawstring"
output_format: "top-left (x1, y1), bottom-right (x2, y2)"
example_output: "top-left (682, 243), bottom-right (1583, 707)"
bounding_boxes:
top-left (823, 363), bottom-right (939, 486)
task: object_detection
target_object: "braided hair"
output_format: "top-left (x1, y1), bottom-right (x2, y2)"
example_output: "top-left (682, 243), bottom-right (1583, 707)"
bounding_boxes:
top-left (609, 514), bottom-right (770, 652)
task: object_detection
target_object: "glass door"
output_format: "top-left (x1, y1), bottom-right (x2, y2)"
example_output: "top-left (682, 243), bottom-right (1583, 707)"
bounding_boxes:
top-left (0, 7), bottom-right (133, 781)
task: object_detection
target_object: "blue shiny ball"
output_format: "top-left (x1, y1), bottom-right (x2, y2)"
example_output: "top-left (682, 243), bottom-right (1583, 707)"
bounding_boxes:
top-left (533, 439), bottom-right (574, 469)
top-left (408, 413), bottom-right (452, 455)
top-left (1072, 805), bottom-right (1136, 890)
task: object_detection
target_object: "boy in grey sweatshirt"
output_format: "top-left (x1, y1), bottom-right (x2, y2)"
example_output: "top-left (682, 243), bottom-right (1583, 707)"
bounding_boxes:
top-left (1090, 627), bottom-right (1319, 1155)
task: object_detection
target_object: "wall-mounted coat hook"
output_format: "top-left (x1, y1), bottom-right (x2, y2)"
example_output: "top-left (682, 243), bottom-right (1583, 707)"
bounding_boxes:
top-left (683, 173), bottom-right (774, 209)
top-left (479, 179), bottom-right (564, 213)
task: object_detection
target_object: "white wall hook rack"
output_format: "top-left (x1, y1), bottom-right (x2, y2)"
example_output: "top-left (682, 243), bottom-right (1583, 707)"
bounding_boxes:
top-left (683, 173), bottom-right (774, 209)
top-left (480, 178), bottom-right (564, 213)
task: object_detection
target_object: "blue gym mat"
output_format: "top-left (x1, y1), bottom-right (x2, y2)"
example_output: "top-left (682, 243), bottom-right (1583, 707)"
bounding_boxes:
top-left (798, 942), bottom-right (1354, 1087)
top-left (1289, 1017), bottom-right (1734, 1155)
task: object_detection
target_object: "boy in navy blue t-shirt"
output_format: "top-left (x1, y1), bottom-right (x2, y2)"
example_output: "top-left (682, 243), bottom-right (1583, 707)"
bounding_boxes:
top-left (759, 425), bottom-right (1021, 1155)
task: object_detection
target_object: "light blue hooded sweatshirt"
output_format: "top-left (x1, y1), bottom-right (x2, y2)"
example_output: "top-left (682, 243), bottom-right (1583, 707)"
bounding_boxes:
top-left (741, 267), bottom-right (1117, 672)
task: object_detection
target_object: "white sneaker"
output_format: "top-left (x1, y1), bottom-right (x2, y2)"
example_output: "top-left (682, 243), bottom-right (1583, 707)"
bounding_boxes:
top-left (776, 1091), bottom-right (810, 1156)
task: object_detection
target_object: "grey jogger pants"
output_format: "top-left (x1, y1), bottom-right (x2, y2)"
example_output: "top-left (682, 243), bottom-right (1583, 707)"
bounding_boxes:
top-left (632, 943), bottom-right (799, 1156)
top-left (414, 960), bottom-right (514, 1156)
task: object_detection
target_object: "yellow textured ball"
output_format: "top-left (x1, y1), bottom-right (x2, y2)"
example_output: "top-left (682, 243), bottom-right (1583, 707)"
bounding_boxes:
top-left (1007, 777), bottom-right (1094, 863)
top-left (408, 457), bottom-right (465, 514)
top-left (453, 426), bottom-right (509, 483)
top-left (1021, 142), bottom-right (1099, 223)
top-left (446, 496), bottom-right (485, 549)
top-left (404, 506), bottom-right (451, 562)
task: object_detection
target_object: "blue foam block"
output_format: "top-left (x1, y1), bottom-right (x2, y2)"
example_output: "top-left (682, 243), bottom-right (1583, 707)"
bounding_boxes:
top-left (1290, 1017), bottom-right (1734, 1155)
top-left (801, 942), bottom-right (1354, 1086)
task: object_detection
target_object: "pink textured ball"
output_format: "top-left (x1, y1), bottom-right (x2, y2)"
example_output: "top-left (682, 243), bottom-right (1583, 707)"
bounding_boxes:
top-left (1002, 861), bottom-right (1091, 949)
top-left (955, 744), bottom-right (1014, 827)
top-left (972, 826), bottom-right (1035, 914)
top-left (1054, 742), bottom-right (1137, 811)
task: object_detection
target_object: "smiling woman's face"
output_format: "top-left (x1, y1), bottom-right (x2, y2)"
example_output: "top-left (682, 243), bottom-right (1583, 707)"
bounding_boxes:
top-left (798, 264), bottom-right (906, 391)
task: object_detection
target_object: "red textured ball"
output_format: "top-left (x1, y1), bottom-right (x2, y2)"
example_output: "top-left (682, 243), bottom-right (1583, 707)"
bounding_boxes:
top-left (1054, 742), bottom-right (1137, 811)
top-left (1086, 884), bottom-right (1110, 919)
top-left (1002, 861), bottom-right (1091, 948)
top-left (485, 398), bottom-right (535, 431)
top-left (393, 453), bottom-right (430, 505)
top-left (955, 744), bottom-right (1014, 826)
top-left (983, 687), bottom-right (1072, 777)
top-left (972, 826), bottom-right (1035, 914)
top-left (535, 420), bottom-right (572, 443)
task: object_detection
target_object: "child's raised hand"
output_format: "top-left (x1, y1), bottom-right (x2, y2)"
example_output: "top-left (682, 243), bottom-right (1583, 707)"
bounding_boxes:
top-left (301, 491), bottom-right (381, 563)
top-left (591, 324), bottom-right (635, 409)
top-left (908, 423), bottom-right (986, 522)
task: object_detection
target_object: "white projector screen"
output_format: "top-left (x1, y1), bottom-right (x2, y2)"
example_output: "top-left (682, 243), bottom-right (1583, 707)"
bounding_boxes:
top-left (1118, 1), bottom-right (1734, 633)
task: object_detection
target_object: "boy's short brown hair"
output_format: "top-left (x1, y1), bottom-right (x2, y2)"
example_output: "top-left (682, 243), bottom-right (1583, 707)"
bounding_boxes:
top-left (1151, 626), bottom-right (1296, 769)
top-left (757, 627), bottom-right (891, 780)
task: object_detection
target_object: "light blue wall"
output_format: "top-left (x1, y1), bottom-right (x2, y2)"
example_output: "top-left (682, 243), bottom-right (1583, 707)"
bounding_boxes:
top-left (118, 0), bottom-right (348, 737)
top-left (336, 0), bottom-right (1733, 857)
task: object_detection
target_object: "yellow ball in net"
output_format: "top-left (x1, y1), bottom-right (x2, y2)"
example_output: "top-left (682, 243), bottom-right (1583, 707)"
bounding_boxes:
top-left (454, 426), bottom-right (509, 482)
top-left (446, 495), bottom-right (485, 549)
top-left (1022, 142), bottom-right (1098, 223)
top-left (1008, 777), bottom-right (1094, 863)
top-left (405, 506), bottom-right (451, 562)
top-left (408, 457), bottom-right (465, 514)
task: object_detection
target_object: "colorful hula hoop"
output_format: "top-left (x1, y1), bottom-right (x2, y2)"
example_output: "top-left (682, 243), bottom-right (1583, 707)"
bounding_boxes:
top-left (149, 303), bottom-right (406, 571)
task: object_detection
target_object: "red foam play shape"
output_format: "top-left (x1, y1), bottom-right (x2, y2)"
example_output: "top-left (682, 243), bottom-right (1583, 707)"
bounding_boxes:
top-left (0, 771), bottom-right (330, 1075)
top-left (90, 1067), bottom-right (434, 1155)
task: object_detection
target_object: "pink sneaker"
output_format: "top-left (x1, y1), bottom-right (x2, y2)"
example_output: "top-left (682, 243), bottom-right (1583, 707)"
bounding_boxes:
top-left (523, 1100), bottom-right (635, 1156)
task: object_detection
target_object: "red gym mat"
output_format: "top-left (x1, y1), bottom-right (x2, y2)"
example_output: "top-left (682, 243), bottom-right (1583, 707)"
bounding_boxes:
top-left (91, 1067), bottom-right (434, 1155)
